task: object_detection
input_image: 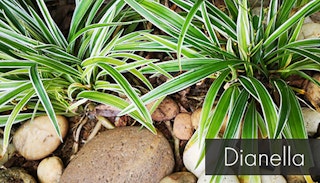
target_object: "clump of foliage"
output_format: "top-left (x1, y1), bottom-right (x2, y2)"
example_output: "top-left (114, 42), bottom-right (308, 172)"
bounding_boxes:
top-left (2, 0), bottom-right (320, 181)
top-left (121, 0), bottom-right (320, 181)
top-left (0, 0), bottom-right (158, 153)
top-left (124, 0), bottom-right (320, 139)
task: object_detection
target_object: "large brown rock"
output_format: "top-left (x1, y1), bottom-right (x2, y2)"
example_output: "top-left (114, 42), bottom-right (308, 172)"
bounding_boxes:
top-left (60, 126), bottom-right (174, 183)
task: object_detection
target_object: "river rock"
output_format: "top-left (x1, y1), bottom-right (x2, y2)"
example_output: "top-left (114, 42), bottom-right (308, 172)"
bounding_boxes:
top-left (0, 139), bottom-right (16, 166)
top-left (261, 175), bottom-right (287, 183)
top-left (13, 115), bottom-right (68, 160)
top-left (160, 172), bottom-right (197, 183)
top-left (305, 73), bottom-right (320, 108)
top-left (301, 107), bottom-right (320, 136)
top-left (0, 168), bottom-right (36, 183)
top-left (173, 113), bottom-right (193, 140)
top-left (60, 126), bottom-right (174, 183)
top-left (286, 175), bottom-right (306, 183)
top-left (298, 23), bottom-right (320, 40)
top-left (148, 97), bottom-right (180, 122)
top-left (37, 156), bottom-right (64, 183)
top-left (191, 108), bottom-right (202, 129)
top-left (197, 174), bottom-right (239, 183)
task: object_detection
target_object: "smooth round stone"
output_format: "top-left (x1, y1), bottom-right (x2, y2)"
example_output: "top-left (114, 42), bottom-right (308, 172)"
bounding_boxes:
top-left (173, 113), bottom-right (193, 140)
top-left (302, 107), bottom-right (320, 136)
top-left (37, 156), bottom-right (64, 183)
top-left (13, 115), bottom-right (68, 160)
top-left (60, 126), bottom-right (174, 183)
top-left (149, 97), bottom-right (180, 122)
top-left (160, 172), bottom-right (197, 183)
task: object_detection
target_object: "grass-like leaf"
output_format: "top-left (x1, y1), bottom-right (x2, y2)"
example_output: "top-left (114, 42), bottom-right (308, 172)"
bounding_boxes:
top-left (274, 79), bottom-right (291, 139)
top-left (264, 0), bottom-right (320, 48)
top-left (242, 101), bottom-right (258, 139)
top-left (120, 61), bottom-right (242, 115)
top-left (239, 76), bottom-right (278, 138)
top-left (29, 65), bottom-right (62, 141)
top-left (77, 91), bottom-right (156, 133)
top-left (198, 70), bottom-right (229, 145)
top-left (0, 83), bottom-right (32, 107)
top-left (223, 89), bottom-right (249, 138)
top-left (97, 63), bottom-right (155, 133)
top-left (283, 86), bottom-right (308, 139)
top-left (177, 0), bottom-right (204, 71)
top-left (2, 89), bottom-right (34, 155)
top-left (68, 1), bottom-right (95, 41)
top-left (36, 0), bottom-right (67, 48)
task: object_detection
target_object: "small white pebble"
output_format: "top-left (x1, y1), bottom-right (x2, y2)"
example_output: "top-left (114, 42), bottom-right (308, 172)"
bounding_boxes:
top-left (37, 156), bottom-right (64, 183)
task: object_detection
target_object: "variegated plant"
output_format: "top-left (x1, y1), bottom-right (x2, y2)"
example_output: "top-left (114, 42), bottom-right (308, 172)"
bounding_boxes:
top-left (123, 0), bottom-right (320, 182)
top-left (0, 0), bottom-right (158, 155)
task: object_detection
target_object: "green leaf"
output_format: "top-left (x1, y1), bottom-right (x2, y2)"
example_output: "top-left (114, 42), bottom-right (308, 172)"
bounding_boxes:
top-left (224, 0), bottom-right (238, 20)
top-left (277, 0), bottom-right (296, 27)
top-left (266, 0), bottom-right (278, 33)
top-left (206, 86), bottom-right (234, 139)
top-left (28, 7), bottom-right (56, 45)
top-left (0, 1), bottom-right (25, 34)
top-left (223, 89), bottom-right (249, 138)
top-left (274, 79), bottom-right (291, 139)
top-left (140, 58), bottom-right (224, 73)
top-left (120, 61), bottom-right (242, 115)
top-left (82, 56), bottom-right (124, 67)
top-left (200, 3), bottom-right (219, 46)
top-left (29, 65), bottom-right (62, 141)
top-left (205, 1), bottom-right (237, 36)
top-left (283, 87), bottom-right (308, 139)
top-left (124, 0), bottom-right (213, 53)
top-left (19, 53), bottom-right (81, 77)
top-left (264, 0), bottom-right (320, 48)
top-left (279, 18), bottom-right (304, 68)
top-left (286, 47), bottom-right (320, 65)
top-left (197, 86), bottom-right (235, 174)
top-left (0, 113), bottom-right (42, 126)
top-left (177, 0), bottom-right (204, 71)
top-left (242, 101), bottom-right (258, 139)
top-left (36, 0), bottom-right (67, 48)
top-left (2, 89), bottom-right (34, 155)
top-left (142, 33), bottom-right (201, 58)
top-left (77, 91), bottom-right (155, 132)
top-left (237, 0), bottom-right (251, 61)
top-left (285, 59), bottom-right (320, 71)
top-left (68, 1), bottom-right (94, 41)
top-left (239, 76), bottom-right (278, 138)
top-left (0, 33), bottom-right (36, 54)
top-left (97, 63), bottom-right (155, 133)
top-left (0, 82), bottom-right (33, 107)
top-left (198, 70), bottom-right (229, 144)
top-left (0, 60), bottom-right (34, 68)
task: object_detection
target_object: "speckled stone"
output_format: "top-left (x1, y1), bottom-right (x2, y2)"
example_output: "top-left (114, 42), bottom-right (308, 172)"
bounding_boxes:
top-left (60, 126), bottom-right (174, 183)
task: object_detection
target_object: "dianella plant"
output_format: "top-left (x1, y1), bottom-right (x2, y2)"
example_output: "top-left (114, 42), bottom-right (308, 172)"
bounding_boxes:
top-left (0, 0), bottom-right (158, 154)
top-left (123, 0), bottom-right (320, 181)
